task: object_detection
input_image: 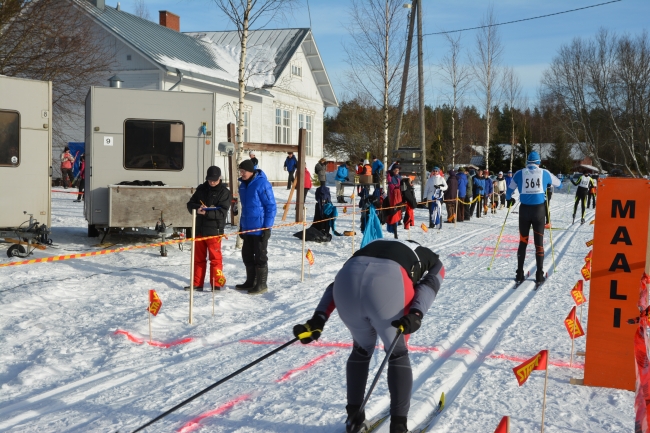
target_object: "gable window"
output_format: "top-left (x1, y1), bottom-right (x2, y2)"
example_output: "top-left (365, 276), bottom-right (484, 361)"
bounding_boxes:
top-left (275, 108), bottom-right (291, 144)
top-left (291, 64), bottom-right (302, 77)
top-left (0, 110), bottom-right (20, 166)
top-left (299, 113), bottom-right (313, 156)
top-left (124, 119), bottom-right (184, 170)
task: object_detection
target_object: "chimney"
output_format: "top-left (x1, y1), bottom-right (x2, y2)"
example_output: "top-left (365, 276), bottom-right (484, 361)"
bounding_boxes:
top-left (87, 0), bottom-right (105, 10)
top-left (159, 11), bottom-right (180, 32)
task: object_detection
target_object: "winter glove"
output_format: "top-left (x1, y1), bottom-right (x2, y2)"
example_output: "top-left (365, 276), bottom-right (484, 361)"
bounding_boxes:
top-left (293, 312), bottom-right (327, 344)
top-left (507, 198), bottom-right (516, 208)
top-left (391, 309), bottom-right (423, 335)
top-left (261, 229), bottom-right (271, 242)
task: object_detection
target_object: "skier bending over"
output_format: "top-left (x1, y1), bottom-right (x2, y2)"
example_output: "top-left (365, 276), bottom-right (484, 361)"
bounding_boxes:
top-left (293, 239), bottom-right (445, 433)
top-left (570, 171), bottom-right (594, 224)
top-left (506, 151), bottom-right (561, 285)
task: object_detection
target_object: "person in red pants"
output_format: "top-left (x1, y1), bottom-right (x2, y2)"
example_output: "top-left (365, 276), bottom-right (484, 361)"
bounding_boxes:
top-left (186, 166), bottom-right (232, 291)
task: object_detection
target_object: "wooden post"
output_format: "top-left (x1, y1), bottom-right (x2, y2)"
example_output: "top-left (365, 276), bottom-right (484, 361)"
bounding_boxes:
top-left (295, 129), bottom-right (306, 223)
top-left (189, 209), bottom-right (196, 325)
top-left (454, 191), bottom-right (458, 228)
top-left (301, 204), bottom-right (307, 282)
top-left (540, 350), bottom-right (549, 433)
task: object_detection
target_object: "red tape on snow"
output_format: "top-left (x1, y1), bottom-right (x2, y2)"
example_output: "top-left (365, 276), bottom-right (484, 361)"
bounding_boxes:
top-left (276, 351), bottom-right (337, 383)
top-left (176, 394), bottom-right (251, 433)
top-left (113, 329), bottom-right (193, 348)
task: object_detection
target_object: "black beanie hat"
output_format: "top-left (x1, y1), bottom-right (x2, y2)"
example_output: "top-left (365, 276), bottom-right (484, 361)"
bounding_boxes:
top-left (206, 166), bottom-right (221, 181)
top-left (239, 159), bottom-right (255, 173)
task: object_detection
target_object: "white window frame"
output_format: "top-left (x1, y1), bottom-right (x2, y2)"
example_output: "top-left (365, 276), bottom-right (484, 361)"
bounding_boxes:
top-left (291, 63), bottom-right (302, 78)
top-left (275, 108), bottom-right (291, 144)
top-left (299, 112), bottom-right (313, 156)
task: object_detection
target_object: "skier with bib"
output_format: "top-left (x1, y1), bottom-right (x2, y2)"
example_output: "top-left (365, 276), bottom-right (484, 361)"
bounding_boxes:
top-left (505, 151), bottom-right (561, 285)
top-left (293, 239), bottom-right (445, 433)
top-left (570, 171), bottom-right (594, 224)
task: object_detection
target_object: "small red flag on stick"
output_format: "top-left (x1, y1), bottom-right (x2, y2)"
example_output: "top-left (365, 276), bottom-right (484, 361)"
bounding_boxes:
top-left (306, 249), bottom-right (315, 266)
top-left (565, 306), bottom-right (585, 339)
top-left (584, 250), bottom-right (592, 263)
top-left (421, 222), bottom-right (428, 232)
top-left (581, 262), bottom-right (591, 281)
top-left (513, 350), bottom-right (548, 386)
top-left (571, 280), bottom-right (586, 306)
top-left (494, 416), bottom-right (510, 433)
top-left (148, 289), bottom-right (162, 316)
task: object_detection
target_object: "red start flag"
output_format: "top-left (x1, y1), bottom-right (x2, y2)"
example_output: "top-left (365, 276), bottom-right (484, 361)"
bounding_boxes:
top-left (581, 261), bottom-right (591, 281)
top-left (564, 306), bottom-right (585, 339)
top-left (148, 289), bottom-right (162, 316)
top-left (213, 269), bottom-right (226, 287)
top-left (306, 249), bottom-right (315, 266)
top-left (513, 350), bottom-right (548, 386)
top-left (584, 250), bottom-right (593, 263)
top-left (421, 222), bottom-right (428, 233)
top-left (494, 416), bottom-right (510, 433)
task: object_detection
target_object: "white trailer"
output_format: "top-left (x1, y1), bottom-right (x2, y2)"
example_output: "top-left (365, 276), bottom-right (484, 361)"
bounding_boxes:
top-left (84, 87), bottom-right (216, 250)
top-left (0, 75), bottom-right (53, 258)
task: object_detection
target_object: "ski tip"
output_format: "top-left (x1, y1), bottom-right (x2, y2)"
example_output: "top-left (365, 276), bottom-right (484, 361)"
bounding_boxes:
top-left (439, 392), bottom-right (446, 410)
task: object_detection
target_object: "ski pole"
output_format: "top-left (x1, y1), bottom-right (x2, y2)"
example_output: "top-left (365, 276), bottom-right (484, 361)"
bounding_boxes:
top-left (346, 329), bottom-right (404, 433)
top-left (130, 337), bottom-right (299, 433)
top-left (545, 192), bottom-right (556, 272)
top-left (487, 202), bottom-right (512, 271)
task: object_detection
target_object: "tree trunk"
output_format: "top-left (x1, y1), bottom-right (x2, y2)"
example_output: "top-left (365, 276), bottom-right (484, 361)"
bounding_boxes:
top-left (382, 0), bottom-right (389, 191)
top-left (510, 109), bottom-right (515, 171)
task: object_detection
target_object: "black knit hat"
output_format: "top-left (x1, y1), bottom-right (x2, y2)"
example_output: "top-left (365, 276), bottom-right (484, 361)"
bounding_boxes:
top-left (206, 166), bottom-right (221, 181)
top-left (239, 160), bottom-right (255, 173)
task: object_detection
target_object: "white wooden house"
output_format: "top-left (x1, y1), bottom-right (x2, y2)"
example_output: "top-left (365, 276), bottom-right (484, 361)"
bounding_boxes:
top-left (71, 0), bottom-right (338, 183)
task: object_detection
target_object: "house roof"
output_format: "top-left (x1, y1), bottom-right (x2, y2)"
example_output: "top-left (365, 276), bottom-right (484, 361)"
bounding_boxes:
top-left (472, 143), bottom-right (586, 161)
top-left (186, 29), bottom-right (338, 107)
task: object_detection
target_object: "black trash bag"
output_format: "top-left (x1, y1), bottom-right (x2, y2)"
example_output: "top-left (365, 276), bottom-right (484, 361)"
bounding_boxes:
top-left (293, 226), bottom-right (332, 243)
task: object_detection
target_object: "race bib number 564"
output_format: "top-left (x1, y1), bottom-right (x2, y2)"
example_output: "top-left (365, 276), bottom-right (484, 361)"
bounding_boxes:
top-left (522, 170), bottom-right (543, 194)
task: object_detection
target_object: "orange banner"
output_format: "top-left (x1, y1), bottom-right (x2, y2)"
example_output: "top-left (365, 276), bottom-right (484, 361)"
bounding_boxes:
top-left (148, 289), bottom-right (162, 316)
top-left (513, 350), bottom-right (548, 386)
top-left (581, 262), bottom-right (592, 281)
top-left (306, 249), bottom-right (314, 266)
top-left (421, 222), bottom-right (428, 233)
top-left (585, 250), bottom-right (593, 263)
top-left (565, 306), bottom-right (585, 339)
top-left (494, 416), bottom-right (510, 433)
top-left (212, 269), bottom-right (226, 287)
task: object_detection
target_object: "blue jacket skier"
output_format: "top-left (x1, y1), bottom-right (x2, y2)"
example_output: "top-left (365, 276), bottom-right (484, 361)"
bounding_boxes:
top-left (293, 239), bottom-right (445, 433)
top-left (506, 151), bottom-right (561, 284)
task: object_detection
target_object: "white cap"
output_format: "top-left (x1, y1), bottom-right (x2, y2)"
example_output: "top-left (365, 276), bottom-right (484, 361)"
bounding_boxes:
top-left (498, 171), bottom-right (503, 175)
top-left (363, 159), bottom-right (369, 165)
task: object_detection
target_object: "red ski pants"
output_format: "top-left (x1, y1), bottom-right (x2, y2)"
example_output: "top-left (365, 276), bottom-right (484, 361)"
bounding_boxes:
top-left (193, 237), bottom-right (223, 288)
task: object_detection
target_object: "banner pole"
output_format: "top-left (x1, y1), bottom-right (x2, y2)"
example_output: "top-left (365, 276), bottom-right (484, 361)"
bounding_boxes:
top-left (189, 209), bottom-right (196, 325)
top-left (540, 350), bottom-right (549, 433)
top-left (148, 308), bottom-right (152, 342)
top-left (570, 327), bottom-right (575, 367)
top-left (212, 276), bottom-right (215, 317)
top-left (301, 205), bottom-right (306, 282)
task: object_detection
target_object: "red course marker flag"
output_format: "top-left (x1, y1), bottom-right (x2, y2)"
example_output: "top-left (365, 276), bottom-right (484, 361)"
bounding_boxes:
top-left (565, 306), bottom-right (585, 339)
top-left (148, 289), bottom-right (162, 316)
top-left (581, 261), bottom-right (592, 281)
top-left (513, 350), bottom-right (548, 386)
top-left (421, 222), bottom-right (428, 233)
top-left (494, 416), bottom-right (510, 433)
top-left (584, 250), bottom-right (593, 263)
top-left (306, 249), bottom-right (315, 266)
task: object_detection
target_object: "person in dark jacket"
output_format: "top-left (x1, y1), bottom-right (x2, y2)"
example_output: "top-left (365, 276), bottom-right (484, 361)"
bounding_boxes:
top-left (293, 239), bottom-right (445, 433)
top-left (444, 169), bottom-right (458, 223)
top-left (315, 158), bottom-right (328, 186)
top-left (464, 168), bottom-right (473, 221)
top-left (456, 167), bottom-right (467, 222)
top-left (284, 152), bottom-right (298, 190)
top-left (186, 166), bottom-right (232, 291)
top-left (235, 160), bottom-right (277, 294)
top-left (74, 154), bottom-right (85, 202)
top-left (335, 161), bottom-right (350, 203)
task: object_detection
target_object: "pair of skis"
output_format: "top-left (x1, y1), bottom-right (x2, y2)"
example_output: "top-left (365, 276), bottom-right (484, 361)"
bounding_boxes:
top-left (513, 271), bottom-right (548, 291)
top-left (356, 392), bottom-right (445, 433)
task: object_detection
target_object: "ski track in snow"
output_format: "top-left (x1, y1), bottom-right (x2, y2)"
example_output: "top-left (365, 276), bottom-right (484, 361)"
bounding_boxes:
top-left (0, 188), bottom-right (633, 432)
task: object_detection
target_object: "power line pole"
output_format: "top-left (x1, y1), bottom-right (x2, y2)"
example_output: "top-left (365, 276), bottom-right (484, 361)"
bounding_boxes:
top-left (417, 0), bottom-right (426, 201)
top-left (392, 2), bottom-right (416, 151)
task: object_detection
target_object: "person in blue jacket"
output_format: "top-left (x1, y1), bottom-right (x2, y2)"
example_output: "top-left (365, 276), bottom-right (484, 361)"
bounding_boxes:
top-left (371, 155), bottom-right (385, 186)
top-left (456, 167), bottom-right (468, 222)
top-left (471, 170), bottom-right (484, 219)
top-left (335, 161), bottom-right (350, 203)
top-left (505, 170), bottom-right (513, 188)
top-left (506, 151), bottom-right (561, 284)
top-left (235, 159), bottom-right (277, 294)
top-left (483, 170), bottom-right (494, 215)
top-left (283, 152), bottom-right (298, 190)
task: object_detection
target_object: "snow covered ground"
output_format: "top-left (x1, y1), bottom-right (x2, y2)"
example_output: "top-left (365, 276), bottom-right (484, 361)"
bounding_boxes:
top-left (0, 186), bottom-right (634, 432)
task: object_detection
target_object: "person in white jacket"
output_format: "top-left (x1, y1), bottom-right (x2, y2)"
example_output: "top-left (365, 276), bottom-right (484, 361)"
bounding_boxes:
top-left (423, 167), bottom-right (448, 228)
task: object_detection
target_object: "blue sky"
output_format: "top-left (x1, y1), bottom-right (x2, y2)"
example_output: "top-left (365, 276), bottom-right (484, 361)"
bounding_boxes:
top-left (114, 0), bottom-right (648, 109)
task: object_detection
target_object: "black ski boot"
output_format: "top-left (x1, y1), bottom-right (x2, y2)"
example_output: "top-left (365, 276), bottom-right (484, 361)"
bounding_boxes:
top-left (515, 269), bottom-right (525, 285)
top-left (236, 265), bottom-right (256, 291)
top-left (581, 217), bottom-right (585, 224)
top-left (389, 416), bottom-right (408, 433)
top-left (248, 265), bottom-right (268, 294)
top-left (572, 214), bottom-right (576, 224)
top-left (535, 270), bottom-right (546, 285)
top-left (345, 405), bottom-right (366, 433)
top-left (184, 286), bottom-right (203, 291)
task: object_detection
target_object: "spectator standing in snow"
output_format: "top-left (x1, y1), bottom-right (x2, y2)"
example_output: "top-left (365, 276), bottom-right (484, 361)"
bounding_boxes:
top-left (483, 171), bottom-right (494, 214)
top-left (293, 239), bottom-right (445, 433)
top-left (444, 169), bottom-right (458, 223)
top-left (335, 161), bottom-right (350, 203)
top-left (74, 155), bottom-right (85, 202)
top-left (371, 155), bottom-right (384, 186)
top-left (235, 160), bottom-right (277, 295)
top-left (456, 167), bottom-right (468, 222)
top-left (496, 172), bottom-right (507, 209)
top-left (464, 168), bottom-right (473, 222)
top-left (386, 165), bottom-right (403, 238)
top-left (60, 146), bottom-right (75, 188)
top-left (471, 169), bottom-right (484, 219)
top-left (506, 151), bottom-right (561, 285)
top-left (248, 151), bottom-right (259, 170)
top-left (284, 152), bottom-right (298, 190)
top-left (423, 167), bottom-right (448, 228)
top-left (315, 157), bottom-right (328, 186)
top-left (186, 166), bottom-right (232, 291)
top-left (304, 167), bottom-right (312, 202)
top-left (505, 170), bottom-right (513, 188)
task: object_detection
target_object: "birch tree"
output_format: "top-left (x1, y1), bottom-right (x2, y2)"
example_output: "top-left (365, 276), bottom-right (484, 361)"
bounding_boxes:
top-left (502, 66), bottom-right (521, 171)
top-left (471, 8), bottom-right (503, 171)
top-left (342, 0), bottom-right (407, 182)
top-left (439, 33), bottom-right (470, 167)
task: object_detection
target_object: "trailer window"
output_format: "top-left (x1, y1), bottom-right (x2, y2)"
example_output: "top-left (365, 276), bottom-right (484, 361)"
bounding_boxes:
top-left (0, 110), bottom-right (20, 167)
top-left (124, 120), bottom-right (184, 170)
